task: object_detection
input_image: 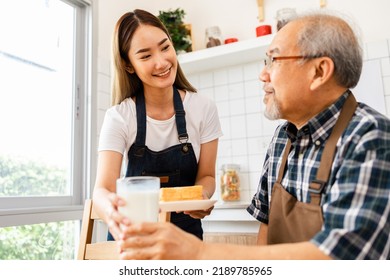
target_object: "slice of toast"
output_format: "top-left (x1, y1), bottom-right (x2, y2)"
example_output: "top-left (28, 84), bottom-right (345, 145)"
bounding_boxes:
top-left (160, 185), bottom-right (203, 202)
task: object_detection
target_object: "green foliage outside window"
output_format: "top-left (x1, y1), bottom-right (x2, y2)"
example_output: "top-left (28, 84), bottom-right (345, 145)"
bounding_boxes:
top-left (0, 221), bottom-right (76, 260)
top-left (158, 8), bottom-right (192, 53)
top-left (0, 156), bottom-right (76, 260)
top-left (0, 155), bottom-right (67, 196)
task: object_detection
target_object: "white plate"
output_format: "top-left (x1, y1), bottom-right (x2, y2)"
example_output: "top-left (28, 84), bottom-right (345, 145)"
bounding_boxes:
top-left (159, 199), bottom-right (217, 212)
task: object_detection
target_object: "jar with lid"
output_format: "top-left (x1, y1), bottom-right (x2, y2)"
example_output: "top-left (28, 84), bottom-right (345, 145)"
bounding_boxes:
top-left (220, 164), bottom-right (240, 201)
top-left (205, 26), bottom-right (222, 48)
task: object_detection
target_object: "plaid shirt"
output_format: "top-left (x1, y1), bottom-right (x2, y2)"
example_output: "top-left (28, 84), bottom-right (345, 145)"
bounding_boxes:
top-left (247, 91), bottom-right (390, 259)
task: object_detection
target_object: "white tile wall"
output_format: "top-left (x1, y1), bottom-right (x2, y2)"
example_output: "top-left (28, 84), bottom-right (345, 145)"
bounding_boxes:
top-left (96, 38), bottom-right (390, 204)
top-left (193, 61), bottom-right (281, 202)
top-left (366, 40), bottom-right (389, 60)
top-left (381, 57), bottom-right (390, 76)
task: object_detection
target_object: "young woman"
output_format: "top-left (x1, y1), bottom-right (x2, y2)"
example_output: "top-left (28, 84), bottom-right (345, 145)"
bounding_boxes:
top-left (92, 9), bottom-right (222, 241)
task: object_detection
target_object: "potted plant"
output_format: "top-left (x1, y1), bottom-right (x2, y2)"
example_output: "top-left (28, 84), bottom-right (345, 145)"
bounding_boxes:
top-left (158, 8), bottom-right (192, 53)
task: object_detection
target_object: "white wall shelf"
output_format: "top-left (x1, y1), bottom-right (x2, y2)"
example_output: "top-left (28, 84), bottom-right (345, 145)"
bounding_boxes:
top-left (178, 34), bottom-right (274, 74)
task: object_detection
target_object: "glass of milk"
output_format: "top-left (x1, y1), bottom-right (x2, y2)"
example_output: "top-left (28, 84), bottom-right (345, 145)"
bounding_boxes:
top-left (116, 176), bottom-right (160, 223)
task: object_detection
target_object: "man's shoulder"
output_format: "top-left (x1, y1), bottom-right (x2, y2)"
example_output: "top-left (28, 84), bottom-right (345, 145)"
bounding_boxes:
top-left (352, 103), bottom-right (390, 132)
top-left (343, 102), bottom-right (390, 150)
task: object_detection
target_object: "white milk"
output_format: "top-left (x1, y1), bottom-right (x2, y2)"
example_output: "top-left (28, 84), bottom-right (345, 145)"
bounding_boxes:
top-left (116, 177), bottom-right (160, 223)
top-left (117, 189), bottom-right (159, 223)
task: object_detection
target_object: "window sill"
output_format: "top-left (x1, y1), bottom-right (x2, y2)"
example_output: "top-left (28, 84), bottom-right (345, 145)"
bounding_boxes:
top-left (0, 205), bottom-right (84, 227)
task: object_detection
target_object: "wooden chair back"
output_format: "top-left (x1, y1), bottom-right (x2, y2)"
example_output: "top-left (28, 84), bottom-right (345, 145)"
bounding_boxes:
top-left (77, 199), bottom-right (119, 260)
top-left (77, 199), bottom-right (171, 260)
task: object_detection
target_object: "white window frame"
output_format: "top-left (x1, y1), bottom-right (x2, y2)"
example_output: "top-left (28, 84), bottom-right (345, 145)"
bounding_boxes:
top-left (0, 0), bottom-right (94, 227)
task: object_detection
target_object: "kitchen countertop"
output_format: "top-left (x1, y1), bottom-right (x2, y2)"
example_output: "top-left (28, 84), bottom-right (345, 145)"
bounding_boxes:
top-left (214, 200), bottom-right (251, 209)
top-left (204, 200), bottom-right (255, 222)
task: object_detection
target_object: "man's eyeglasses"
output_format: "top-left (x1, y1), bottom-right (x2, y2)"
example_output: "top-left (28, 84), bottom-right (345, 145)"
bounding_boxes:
top-left (263, 54), bottom-right (317, 69)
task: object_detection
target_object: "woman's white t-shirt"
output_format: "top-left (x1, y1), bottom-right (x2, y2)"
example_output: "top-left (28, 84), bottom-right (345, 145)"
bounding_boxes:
top-left (98, 91), bottom-right (223, 165)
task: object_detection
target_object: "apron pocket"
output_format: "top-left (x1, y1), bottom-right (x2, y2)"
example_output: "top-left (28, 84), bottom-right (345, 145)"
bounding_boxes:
top-left (142, 170), bottom-right (180, 188)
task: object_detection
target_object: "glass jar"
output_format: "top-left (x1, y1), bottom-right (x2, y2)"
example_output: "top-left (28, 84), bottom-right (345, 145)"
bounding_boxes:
top-left (205, 26), bottom-right (222, 48)
top-left (275, 8), bottom-right (297, 31)
top-left (220, 164), bottom-right (240, 201)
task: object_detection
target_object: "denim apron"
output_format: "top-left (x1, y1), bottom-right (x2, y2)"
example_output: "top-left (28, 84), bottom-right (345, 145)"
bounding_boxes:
top-left (267, 94), bottom-right (357, 244)
top-left (108, 87), bottom-right (202, 241)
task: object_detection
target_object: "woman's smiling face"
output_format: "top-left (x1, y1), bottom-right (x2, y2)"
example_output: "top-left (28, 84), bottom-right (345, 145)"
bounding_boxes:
top-left (127, 24), bottom-right (177, 91)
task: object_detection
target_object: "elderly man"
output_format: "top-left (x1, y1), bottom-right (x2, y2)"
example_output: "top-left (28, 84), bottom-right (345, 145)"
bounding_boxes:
top-left (118, 11), bottom-right (390, 260)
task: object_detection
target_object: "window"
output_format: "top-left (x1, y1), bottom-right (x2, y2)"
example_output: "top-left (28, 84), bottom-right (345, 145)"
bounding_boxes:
top-left (0, 0), bottom-right (92, 259)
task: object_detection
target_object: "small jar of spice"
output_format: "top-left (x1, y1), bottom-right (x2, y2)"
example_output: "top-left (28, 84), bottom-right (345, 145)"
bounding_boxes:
top-left (220, 164), bottom-right (241, 201)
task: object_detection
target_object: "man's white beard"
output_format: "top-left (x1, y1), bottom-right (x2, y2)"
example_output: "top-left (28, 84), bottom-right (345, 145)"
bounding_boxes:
top-left (264, 99), bottom-right (281, 120)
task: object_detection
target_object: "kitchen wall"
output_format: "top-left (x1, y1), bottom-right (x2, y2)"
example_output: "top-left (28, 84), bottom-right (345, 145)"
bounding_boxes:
top-left (96, 0), bottom-right (390, 55)
top-left (93, 0), bottom-right (390, 202)
top-left (184, 60), bottom-right (279, 202)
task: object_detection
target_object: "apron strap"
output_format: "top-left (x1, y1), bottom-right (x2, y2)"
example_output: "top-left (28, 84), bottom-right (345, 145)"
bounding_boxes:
top-left (309, 93), bottom-right (358, 204)
top-left (276, 139), bottom-right (291, 184)
top-left (135, 90), bottom-right (147, 147)
top-left (134, 87), bottom-right (189, 148)
top-left (173, 87), bottom-right (189, 144)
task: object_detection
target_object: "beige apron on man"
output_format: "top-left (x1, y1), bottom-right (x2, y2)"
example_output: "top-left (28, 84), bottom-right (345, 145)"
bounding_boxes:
top-left (267, 94), bottom-right (358, 244)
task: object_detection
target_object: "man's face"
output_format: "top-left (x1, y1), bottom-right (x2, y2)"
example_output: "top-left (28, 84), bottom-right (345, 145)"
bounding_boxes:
top-left (259, 21), bottom-right (313, 124)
